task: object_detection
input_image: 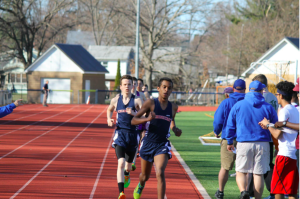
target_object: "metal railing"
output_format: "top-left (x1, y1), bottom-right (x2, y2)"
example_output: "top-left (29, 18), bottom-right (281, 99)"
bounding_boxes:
top-left (0, 90), bottom-right (12, 105)
top-left (6, 88), bottom-right (226, 106)
top-left (76, 89), bottom-right (225, 106)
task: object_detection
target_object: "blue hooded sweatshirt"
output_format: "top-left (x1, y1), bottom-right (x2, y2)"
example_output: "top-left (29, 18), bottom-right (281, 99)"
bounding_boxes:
top-left (226, 92), bottom-right (278, 145)
top-left (213, 92), bottom-right (245, 139)
top-left (0, 103), bottom-right (16, 118)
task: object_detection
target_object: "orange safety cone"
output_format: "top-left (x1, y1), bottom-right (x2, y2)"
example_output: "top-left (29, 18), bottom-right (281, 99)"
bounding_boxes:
top-left (86, 96), bottom-right (90, 104)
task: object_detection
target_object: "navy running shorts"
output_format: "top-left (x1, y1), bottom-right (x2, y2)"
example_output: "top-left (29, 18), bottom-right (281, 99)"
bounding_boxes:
top-left (112, 129), bottom-right (140, 152)
top-left (139, 139), bottom-right (172, 162)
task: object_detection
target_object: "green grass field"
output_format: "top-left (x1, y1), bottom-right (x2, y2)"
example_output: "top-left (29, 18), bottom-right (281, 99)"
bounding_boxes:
top-left (169, 111), bottom-right (270, 199)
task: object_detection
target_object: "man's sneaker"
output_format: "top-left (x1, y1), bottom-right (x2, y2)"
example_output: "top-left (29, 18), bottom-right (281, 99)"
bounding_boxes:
top-left (133, 183), bottom-right (144, 199)
top-left (215, 190), bottom-right (224, 199)
top-left (124, 173), bottom-right (130, 188)
top-left (239, 191), bottom-right (250, 199)
top-left (118, 191), bottom-right (126, 199)
top-left (230, 173), bottom-right (236, 177)
top-left (132, 163), bottom-right (136, 171)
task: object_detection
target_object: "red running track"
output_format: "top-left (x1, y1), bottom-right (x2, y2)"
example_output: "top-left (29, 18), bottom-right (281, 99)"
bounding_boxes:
top-left (0, 104), bottom-right (203, 199)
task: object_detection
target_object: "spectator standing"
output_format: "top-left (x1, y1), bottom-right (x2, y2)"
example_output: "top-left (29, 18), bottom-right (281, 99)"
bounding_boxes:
top-left (292, 78), bottom-right (299, 170)
top-left (214, 80), bottom-right (246, 199)
top-left (249, 74), bottom-right (278, 199)
top-left (226, 80), bottom-right (278, 199)
top-left (43, 80), bottom-right (49, 107)
top-left (259, 81), bottom-right (299, 199)
top-left (223, 87), bottom-right (234, 99)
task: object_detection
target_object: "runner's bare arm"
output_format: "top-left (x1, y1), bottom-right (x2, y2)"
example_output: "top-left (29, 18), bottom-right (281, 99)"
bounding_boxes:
top-left (140, 92), bottom-right (147, 102)
top-left (126, 98), bottom-right (143, 116)
top-left (107, 96), bottom-right (118, 127)
top-left (144, 91), bottom-right (150, 100)
top-left (131, 99), bottom-right (155, 125)
top-left (170, 103), bottom-right (182, 137)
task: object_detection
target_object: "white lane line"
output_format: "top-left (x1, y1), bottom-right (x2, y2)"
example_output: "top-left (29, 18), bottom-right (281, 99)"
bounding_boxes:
top-left (171, 143), bottom-right (211, 199)
top-left (10, 105), bottom-right (106, 199)
top-left (89, 107), bottom-right (112, 199)
top-left (0, 104), bottom-right (64, 126)
top-left (0, 105), bottom-right (72, 138)
top-left (0, 105), bottom-right (81, 159)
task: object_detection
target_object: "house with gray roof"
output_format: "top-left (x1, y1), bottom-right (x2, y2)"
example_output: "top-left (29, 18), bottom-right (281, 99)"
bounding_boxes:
top-left (88, 45), bottom-right (182, 89)
top-left (25, 43), bottom-right (108, 104)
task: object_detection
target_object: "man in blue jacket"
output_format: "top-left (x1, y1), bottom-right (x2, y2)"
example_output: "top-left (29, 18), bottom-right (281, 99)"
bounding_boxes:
top-left (0, 99), bottom-right (22, 117)
top-left (226, 81), bottom-right (278, 199)
top-left (214, 79), bottom-right (246, 199)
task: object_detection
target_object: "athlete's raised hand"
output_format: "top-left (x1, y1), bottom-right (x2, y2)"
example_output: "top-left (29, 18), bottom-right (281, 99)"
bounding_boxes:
top-left (14, 99), bottom-right (23, 107)
top-left (107, 119), bottom-right (114, 127)
top-left (173, 127), bottom-right (182, 137)
top-left (147, 111), bottom-right (156, 121)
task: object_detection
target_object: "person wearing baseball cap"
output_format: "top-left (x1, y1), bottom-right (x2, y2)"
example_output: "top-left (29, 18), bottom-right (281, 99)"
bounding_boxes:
top-left (223, 87), bottom-right (234, 99)
top-left (225, 80), bottom-right (278, 199)
top-left (214, 79), bottom-right (246, 199)
top-left (247, 74), bottom-right (278, 199)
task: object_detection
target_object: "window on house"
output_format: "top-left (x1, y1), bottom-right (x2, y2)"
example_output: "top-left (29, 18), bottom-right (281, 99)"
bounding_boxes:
top-left (16, 74), bottom-right (21, 82)
top-left (22, 74), bottom-right (26, 83)
top-left (11, 73), bottom-right (15, 83)
top-left (101, 61), bottom-right (108, 68)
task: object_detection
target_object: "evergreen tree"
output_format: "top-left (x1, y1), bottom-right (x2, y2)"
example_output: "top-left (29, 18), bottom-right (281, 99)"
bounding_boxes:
top-left (114, 59), bottom-right (121, 90)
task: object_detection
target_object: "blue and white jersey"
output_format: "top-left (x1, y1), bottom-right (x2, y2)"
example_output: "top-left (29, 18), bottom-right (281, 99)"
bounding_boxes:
top-left (144, 98), bottom-right (172, 142)
top-left (116, 94), bottom-right (136, 132)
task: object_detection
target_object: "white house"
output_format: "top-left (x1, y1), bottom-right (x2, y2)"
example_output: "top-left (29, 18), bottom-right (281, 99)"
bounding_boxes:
top-left (88, 46), bottom-right (134, 90)
top-left (88, 45), bottom-right (182, 90)
top-left (25, 44), bottom-right (108, 104)
top-left (0, 50), bottom-right (38, 92)
top-left (241, 37), bottom-right (299, 86)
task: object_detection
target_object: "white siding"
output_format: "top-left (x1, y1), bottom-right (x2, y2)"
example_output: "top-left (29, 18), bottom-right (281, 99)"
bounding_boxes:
top-left (102, 61), bottom-right (127, 79)
top-left (251, 41), bottom-right (299, 76)
top-left (29, 47), bottom-right (83, 73)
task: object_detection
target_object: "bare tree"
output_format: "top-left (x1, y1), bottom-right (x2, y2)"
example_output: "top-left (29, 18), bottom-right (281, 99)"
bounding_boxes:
top-left (79, 0), bottom-right (124, 45)
top-left (115, 0), bottom-right (211, 90)
top-left (0, 0), bottom-right (77, 68)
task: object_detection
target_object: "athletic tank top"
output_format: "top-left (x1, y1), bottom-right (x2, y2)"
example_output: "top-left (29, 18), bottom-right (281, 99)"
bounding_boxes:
top-left (145, 98), bottom-right (172, 142)
top-left (116, 94), bottom-right (136, 132)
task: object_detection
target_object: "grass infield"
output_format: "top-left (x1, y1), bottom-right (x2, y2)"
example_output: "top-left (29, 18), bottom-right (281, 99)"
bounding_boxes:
top-left (169, 111), bottom-right (270, 198)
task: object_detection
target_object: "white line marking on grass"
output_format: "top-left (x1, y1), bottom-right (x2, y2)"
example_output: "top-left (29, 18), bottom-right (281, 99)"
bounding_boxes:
top-left (0, 104), bottom-right (64, 126)
top-left (0, 105), bottom-right (82, 159)
top-left (171, 143), bottom-right (211, 199)
top-left (10, 105), bottom-right (106, 199)
top-left (198, 136), bottom-right (221, 146)
top-left (0, 105), bottom-right (71, 138)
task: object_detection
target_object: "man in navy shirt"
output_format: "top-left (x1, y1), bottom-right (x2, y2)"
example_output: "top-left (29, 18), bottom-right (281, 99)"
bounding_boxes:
top-left (131, 77), bottom-right (182, 199)
top-left (107, 75), bottom-right (142, 199)
top-left (43, 80), bottom-right (49, 107)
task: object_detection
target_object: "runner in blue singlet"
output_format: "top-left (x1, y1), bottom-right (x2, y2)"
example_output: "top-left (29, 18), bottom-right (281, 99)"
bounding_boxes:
top-left (131, 77), bottom-right (182, 199)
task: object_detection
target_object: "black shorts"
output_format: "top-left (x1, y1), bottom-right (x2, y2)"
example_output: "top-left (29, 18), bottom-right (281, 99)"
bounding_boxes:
top-left (115, 145), bottom-right (136, 163)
